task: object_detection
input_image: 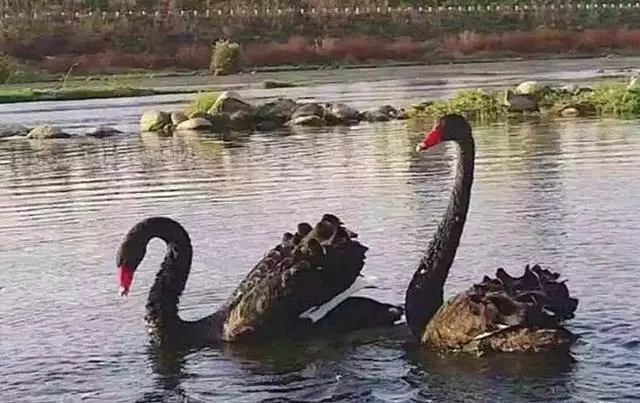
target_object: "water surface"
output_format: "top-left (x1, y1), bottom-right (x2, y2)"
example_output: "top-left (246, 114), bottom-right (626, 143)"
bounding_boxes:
top-left (1, 63), bottom-right (640, 402)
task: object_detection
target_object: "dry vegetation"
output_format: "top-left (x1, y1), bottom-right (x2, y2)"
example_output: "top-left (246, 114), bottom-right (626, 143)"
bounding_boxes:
top-left (2, 5), bottom-right (640, 75)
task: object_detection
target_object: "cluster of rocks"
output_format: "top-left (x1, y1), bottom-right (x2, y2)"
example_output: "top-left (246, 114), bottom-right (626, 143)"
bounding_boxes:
top-left (503, 80), bottom-right (596, 117)
top-left (0, 123), bottom-right (122, 140)
top-left (140, 91), bottom-right (408, 135)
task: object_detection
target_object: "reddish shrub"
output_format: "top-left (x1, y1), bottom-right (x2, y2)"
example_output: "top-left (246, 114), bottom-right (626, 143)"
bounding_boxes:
top-left (27, 28), bottom-right (640, 75)
top-left (320, 35), bottom-right (386, 61)
top-left (174, 44), bottom-right (210, 69)
top-left (384, 37), bottom-right (426, 61)
top-left (243, 36), bottom-right (320, 66)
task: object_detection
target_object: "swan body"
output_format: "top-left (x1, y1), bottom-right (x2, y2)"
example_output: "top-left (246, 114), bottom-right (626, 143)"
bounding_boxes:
top-left (407, 114), bottom-right (579, 354)
top-left (116, 214), bottom-right (402, 347)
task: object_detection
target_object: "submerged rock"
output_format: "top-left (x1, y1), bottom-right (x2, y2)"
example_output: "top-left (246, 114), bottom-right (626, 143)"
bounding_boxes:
top-left (86, 125), bottom-right (122, 138)
top-left (0, 123), bottom-right (29, 138)
top-left (175, 117), bottom-right (213, 131)
top-left (27, 125), bottom-right (72, 139)
top-left (556, 102), bottom-right (597, 117)
top-left (140, 110), bottom-right (171, 132)
top-left (262, 80), bottom-right (296, 89)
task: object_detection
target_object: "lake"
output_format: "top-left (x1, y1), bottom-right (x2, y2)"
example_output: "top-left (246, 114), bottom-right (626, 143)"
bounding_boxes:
top-left (1, 59), bottom-right (639, 402)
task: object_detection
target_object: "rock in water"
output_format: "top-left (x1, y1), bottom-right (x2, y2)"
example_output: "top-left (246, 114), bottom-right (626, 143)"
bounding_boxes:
top-left (171, 112), bottom-right (188, 125)
top-left (326, 103), bottom-right (359, 124)
top-left (86, 125), bottom-right (122, 138)
top-left (359, 104), bottom-right (401, 122)
top-left (175, 117), bottom-right (214, 131)
top-left (359, 105), bottom-right (405, 122)
top-left (379, 105), bottom-right (401, 118)
top-left (0, 123), bottom-right (29, 138)
top-left (256, 98), bottom-right (298, 124)
top-left (290, 103), bottom-right (325, 121)
top-left (204, 113), bottom-right (231, 132)
top-left (289, 115), bottom-right (325, 126)
top-left (360, 109), bottom-right (390, 122)
top-left (514, 81), bottom-right (548, 96)
top-left (504, 90), bottom-right (538, 112)
top-left (229, 110), bottom-right (257, 131)
top-left (140, 110), bottom-right (171, 132)
top-left (27, 125), bottom-right (72, 139)
top-left (208, 91), bottom-right (254, 115)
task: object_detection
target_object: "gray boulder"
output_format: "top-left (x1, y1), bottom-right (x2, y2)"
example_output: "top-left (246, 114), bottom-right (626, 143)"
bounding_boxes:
top-left (256, 98), bottom-right (298, 124)
top-left (208, 91), bottom-right (254, 115)
top-left (86, 125), bottom-right (122, 138)
top-left (0, 123), bottom-right (29, 138)
top-left (326, 103), bottom-right (359, 124)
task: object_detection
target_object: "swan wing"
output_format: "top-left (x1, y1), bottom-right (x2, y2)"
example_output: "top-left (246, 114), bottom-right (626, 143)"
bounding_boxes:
top-left (220, 214), bottom-right (370, 341)
top-left (422, 263), bottom-right (579, 352)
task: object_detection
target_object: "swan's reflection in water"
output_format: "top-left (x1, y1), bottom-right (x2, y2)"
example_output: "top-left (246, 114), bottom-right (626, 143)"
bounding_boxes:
top-left (140, 322), bottom-right (576, 403)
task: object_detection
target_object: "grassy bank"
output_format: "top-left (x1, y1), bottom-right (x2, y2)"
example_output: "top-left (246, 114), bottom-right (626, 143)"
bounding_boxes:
top-left (4, 4), bottom-right (640, 77)
top-left (407, 79), bottom-right (640, 123)
top-left (0, 86), bottom-right (189, 104)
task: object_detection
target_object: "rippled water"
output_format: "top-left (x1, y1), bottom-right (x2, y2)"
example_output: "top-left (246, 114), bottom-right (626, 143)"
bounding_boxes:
top-left (2, 63), bottom-right (640, 402)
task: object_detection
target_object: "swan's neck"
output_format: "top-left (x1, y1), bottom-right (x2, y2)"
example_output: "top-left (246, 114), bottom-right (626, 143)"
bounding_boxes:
top-left (134, 218), bottom-right (194, 340)
top-left (405, 137), bottom-right (475, 339)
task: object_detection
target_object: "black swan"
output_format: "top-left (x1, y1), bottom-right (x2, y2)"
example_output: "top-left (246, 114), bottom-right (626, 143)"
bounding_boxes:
top-left (406, 113), bottom-right (579, 354)
top-left (116, 214), bottom-right (403, 346)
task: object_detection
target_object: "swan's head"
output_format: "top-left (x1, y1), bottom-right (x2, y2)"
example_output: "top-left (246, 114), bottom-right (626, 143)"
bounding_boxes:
top-left (116, 240), bottom-right (146, 297)
top-left (416, 113), bottom-right (471, 152)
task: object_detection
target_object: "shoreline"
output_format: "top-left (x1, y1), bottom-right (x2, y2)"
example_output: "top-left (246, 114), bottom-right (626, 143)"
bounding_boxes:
top-left (1, 53), bottom-right (636, 104)
top-left (0, 86), bottom-right (201, 104)
top-left (5, 52), bottom-right (628, 86)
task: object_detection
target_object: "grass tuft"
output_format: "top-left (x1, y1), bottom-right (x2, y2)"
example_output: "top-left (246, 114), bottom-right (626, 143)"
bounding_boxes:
top-left (184, 91), bottom-right (220, 115)
top-left (407, 80), bottom-right (640, 123)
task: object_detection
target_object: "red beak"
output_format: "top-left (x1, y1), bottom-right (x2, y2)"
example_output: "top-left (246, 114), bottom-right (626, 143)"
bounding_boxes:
top-left (416, 124), bottom-right (443, 152)
top-left (118, 265), bottom-right (134, 296)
